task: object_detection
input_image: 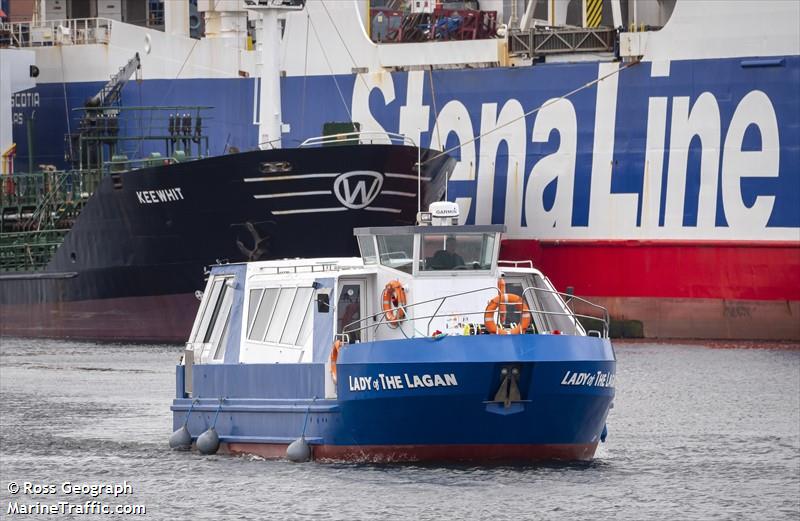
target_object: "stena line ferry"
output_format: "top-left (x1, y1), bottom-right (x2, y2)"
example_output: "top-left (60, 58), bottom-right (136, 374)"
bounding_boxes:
top-left (3, 0), bottom-right (799, 340)
top-left (169, 202), bottom-right (616, 462)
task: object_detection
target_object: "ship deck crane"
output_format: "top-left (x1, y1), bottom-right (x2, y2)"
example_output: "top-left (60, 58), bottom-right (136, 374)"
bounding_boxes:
top-left (67, 52), bottom-right (142, 169)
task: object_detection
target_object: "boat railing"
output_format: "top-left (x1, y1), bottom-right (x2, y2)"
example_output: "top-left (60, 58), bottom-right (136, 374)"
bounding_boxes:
top-left (0, 170), bottom-right (90, 212)
top-left (498, 259), bottom-right (534, 269)
top-left (104, 156), bottom-right (178, 171)
top-left (507, 25), bottom-right (617, 58)
top-left (1, 18), bottom-right (114, 48)
top-left (0, 229), bottom-right (69, 271)
top-left (343, 284), bottom-right (610, 339)
top-left (256, 261), bottom-right (361, 275)
top-left (520, 285), bottom-right (610, 338)
top-left (69, 105), bottom-right (213, 171)
top-left (299, 131), bottom-right (417, 148)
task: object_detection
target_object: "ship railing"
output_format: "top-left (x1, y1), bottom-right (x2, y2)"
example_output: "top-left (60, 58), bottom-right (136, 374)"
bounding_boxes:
top-left (498, 259), bottom-right (534, 269)
top-left (102, 156), bottom-right (181, 174)
top-left (255, 261), bottom-right (361, 274)
top-left (1, 18), bottom-right (113, 48)
top-left (508, 25), bottom-right (616, 58)
top-left (0, 170), bottom-right (89, 210)
top-left (0, 229), bottom-right (68, 271)
top-left (299, 131), bottom-right (417, 148)
top-left (18, 169), bottom-right (75, 232)
top-left (342, 284), bottom-right (609, 340)
top-left (520, 285), bottom-right (610, 338)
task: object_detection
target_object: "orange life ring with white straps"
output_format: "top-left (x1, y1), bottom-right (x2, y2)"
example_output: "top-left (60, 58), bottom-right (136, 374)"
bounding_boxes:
top-left (330, 339), bottom-right (342, 384)
top-left (381, 280), bottom-right (407, 328)
top-left (484, 285), bottom-right (531, 335)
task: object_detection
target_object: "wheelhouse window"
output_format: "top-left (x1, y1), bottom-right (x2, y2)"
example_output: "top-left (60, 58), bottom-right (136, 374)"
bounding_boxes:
top-left (280, 287), bottom-right (314, 345)
top-left (421, 233), bottom-right (495, 271)
top-left (358, 235), bottom-right (378, 265)
top-left (247, 286), bottom-right (316, 347)
top-left (376, 234), bottom-right (414, 274)
top-left (248, 288), bottom-right (279, 341)
top-left (265, 288), bottom-right (297, 343)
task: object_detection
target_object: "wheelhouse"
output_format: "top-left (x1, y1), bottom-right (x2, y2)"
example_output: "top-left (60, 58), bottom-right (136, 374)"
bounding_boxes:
top-left (186, 227), bottom-right (606, 363)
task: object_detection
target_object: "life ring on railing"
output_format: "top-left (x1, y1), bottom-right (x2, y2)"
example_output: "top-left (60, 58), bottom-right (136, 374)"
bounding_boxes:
top-left (330, 339), bottom-right (342, 385)
top-left (381, 280), bottom-right (407, 328)
top-left (484, 294), bottom-right (531, 335)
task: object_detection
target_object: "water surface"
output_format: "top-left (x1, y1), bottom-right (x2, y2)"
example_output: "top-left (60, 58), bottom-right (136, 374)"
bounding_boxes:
top-left (1, 338), bottom-right (798, 520)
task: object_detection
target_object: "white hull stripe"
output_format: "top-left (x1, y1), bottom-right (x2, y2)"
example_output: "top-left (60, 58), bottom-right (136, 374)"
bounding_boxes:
top-left (271, 207), bottom-right (347, 215)
top-left (271, 206), bottom-right (402, 215)
top-left (365, 207), bottom-right (402, 213)
top-left (381, 190), bottom-right (416, 197)
top-left (385, 173), bottom-right (432, 182)
top-left (244, 173), bottom-right (339, 182)
top-left (254, 190), bottom-right (332, 199)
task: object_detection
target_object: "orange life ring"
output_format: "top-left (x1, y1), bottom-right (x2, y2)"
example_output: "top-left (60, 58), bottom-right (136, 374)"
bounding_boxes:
top-left (381, 280), bottom-right (407, 328)
top-left (484, 294), bottom-right (531, 335)
top-left (330, 339), bottom-right (342, 384)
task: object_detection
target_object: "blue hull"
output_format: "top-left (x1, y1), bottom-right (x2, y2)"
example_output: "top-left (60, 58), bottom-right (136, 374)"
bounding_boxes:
top-left (171, 335), bottom-right (616, 462)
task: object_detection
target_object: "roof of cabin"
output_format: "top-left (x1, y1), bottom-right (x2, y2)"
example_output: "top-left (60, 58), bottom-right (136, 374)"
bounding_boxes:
top-left (353, 224), bottom-right (506, 236)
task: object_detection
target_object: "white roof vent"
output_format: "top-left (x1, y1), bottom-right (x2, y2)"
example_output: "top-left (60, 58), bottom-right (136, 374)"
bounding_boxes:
top-left (418, 201), bottom-right (459, 226)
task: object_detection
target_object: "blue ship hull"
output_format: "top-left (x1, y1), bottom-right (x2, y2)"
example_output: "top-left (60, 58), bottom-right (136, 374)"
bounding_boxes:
top-left (171, 335), bottom-right (615, 462)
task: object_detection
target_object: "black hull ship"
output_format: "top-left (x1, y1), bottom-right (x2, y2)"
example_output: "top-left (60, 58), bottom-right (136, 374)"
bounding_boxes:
top-left (0, 144), bottom-right (452, 342)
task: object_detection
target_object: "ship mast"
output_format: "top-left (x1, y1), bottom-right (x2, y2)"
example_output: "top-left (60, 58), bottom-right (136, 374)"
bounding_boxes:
top-left (244, 0), bottom-right (305, 150)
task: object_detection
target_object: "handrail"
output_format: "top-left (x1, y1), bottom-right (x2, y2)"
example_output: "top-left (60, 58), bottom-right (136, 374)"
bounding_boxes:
top-left (342, 283), bottom-right (610, 339)
top-left (2, 18), bottom-right (114, 47)
top-left (498, 259), bottom-right (534, 268)
top-left (344, 285), bottom-right (502, 338)
top-left (521, 285), bottom-right (610, 338)
top-left (255, 261), bottom-right (361, 274)
top-left (299, 131), bottom-right (417, 148)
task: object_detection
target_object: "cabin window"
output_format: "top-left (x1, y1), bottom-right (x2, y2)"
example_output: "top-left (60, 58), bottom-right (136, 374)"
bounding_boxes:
top-left (247, 285), bottom-right (316, 346)
top-left (376, 234), bottom-right (414, 274)
top-left (358, 235), bottom-right (378, 265)
top-left (188, 274), bottom-right (235, 362)
top-left (421, 233), bottom-right (495, 271)
top-left (210, 288), bottom-right (234, 361)
top-left (191, 276), bottom-right (227, 343)
top-left (265, 288), bottom-right (297, 343)
top-left (295, 300), bottom-right (315, 347)
top-left (248, 288), bottom-right (279, 341)
top-left (280, 287), bottom-right (314, 344)
top-left (246, 288), bottom-right (264, 334)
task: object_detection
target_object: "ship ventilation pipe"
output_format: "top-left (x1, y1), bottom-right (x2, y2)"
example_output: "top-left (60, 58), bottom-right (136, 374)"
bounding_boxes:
top-left (197, 398), bottom-right (225, 455)
top-left (169, 398), bottom-right (198, 450)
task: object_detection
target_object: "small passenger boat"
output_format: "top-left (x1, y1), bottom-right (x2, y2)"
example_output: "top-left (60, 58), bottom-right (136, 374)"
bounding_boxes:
top-left (170, 202), bottom-right (616, 462)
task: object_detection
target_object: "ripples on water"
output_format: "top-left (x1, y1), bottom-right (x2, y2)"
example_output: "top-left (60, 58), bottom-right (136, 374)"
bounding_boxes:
top-left (0, 338), bottom-right (798, 520)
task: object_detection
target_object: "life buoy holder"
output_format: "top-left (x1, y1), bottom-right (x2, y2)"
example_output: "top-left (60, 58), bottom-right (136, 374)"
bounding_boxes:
top-left (484, 281), bottom-right (531, 335)
top-left (381, 280), bottom-right (407, 328)
top-left (330, 339), bottom-right (342, 385)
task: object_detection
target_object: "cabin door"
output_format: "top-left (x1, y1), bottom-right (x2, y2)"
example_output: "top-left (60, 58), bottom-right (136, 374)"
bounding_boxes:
top-left (336, 280), bottom-right (367, 343)
top-left (502, 276), bottom-right (539, 333)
